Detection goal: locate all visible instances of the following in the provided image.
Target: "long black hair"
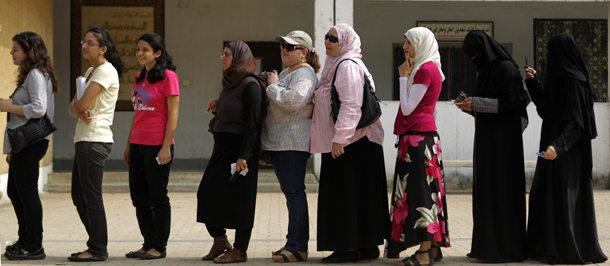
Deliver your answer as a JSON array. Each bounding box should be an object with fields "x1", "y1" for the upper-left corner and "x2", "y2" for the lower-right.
[
  {"x1": 85, "y1": 26, "x2": 127, "y2": 78},
  {"x1": 135, "y1": 33, "x2": 177, "y2": 84},
  {"x1": 13, "y1": 31, "x2": 60, "y2": 93}
]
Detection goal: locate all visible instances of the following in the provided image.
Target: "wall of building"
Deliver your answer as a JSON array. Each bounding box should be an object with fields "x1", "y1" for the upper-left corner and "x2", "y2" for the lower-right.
[
  {"x1": 50, "y1": 0, "x2": 610, "y2": 188},
  {"x1": 0, "y1": 0, "x2": 54, "y2": 204},
  {"x1": 355, "y1": 1, "x2": 608, "y2": 101},
  {"x1": 52, "y1": 0, "x2": 315, "y2": 170},
  {"x1": 348, "y1": 1, "x2": 610, "y2": 188}
]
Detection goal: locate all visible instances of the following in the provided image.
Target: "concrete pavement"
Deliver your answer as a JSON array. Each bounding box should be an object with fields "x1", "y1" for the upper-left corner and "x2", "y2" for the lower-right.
[{"x1": 1, "y1": 191, "x2": 610, "y2": 266}]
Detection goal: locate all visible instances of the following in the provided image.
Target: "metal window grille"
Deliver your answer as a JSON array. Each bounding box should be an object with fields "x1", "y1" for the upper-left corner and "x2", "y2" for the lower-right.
[{"x1": 534, "y1": 19, "x2": 608, "y2": 102}]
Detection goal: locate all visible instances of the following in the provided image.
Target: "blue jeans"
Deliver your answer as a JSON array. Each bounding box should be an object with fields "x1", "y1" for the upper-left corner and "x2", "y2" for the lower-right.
[
  {"x1": 71, "y1": 141, "x2": 112, "y2": 258},
  {"x1": 272, "y1": 150, "x2": 310, "y2": 252}
]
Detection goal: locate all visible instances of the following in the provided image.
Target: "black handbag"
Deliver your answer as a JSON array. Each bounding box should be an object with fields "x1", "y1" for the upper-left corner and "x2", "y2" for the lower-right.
[
  {"x1": 5, "y1": 83, "x2": 56, "y2": 154},
  {"x1": 330, "y1": 59, "x2": 382, "y2": 129}
]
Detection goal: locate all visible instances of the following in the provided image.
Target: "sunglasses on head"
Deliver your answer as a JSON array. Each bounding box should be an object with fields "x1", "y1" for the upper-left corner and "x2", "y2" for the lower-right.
[
  {"x1": 280, "y1": 42, "x2": 304, "y2": 52},
  {"x1": 325, "y1": 34, "x2": 339, "y2": 43}
]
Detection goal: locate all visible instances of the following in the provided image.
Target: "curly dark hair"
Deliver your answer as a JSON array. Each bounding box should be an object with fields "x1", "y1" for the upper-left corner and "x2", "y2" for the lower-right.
[{"x1": 12, "y1": 32, "x2": 60, "y2": 94}]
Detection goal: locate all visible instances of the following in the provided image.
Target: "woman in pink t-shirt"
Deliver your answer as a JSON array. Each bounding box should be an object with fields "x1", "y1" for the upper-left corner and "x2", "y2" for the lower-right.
[
  {"x1": 386, "y1": 27, "x2": 449, "y2": 266},
  {"x1": 122, "y1": 33, "x2": 180, "y2": 260}
]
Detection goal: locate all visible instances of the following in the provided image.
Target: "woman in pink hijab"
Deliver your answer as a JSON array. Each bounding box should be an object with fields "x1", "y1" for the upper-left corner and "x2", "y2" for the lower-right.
[{"x1": 310, "y1": 23, "x2": 389, "y2": 263}]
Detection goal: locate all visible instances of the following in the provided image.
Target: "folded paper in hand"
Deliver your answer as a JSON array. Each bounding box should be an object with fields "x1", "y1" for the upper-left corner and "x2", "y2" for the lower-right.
[{"x1": 230, "y1": 163, "x2": 249, "y2": 176}]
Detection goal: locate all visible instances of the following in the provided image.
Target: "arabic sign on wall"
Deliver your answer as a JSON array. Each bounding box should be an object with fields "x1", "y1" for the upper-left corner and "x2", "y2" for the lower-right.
[
  {"x1": 82, "y1": 7, "x2": 154, "y2": 102},
  {"x1": 70, "y1": 0, "x2": 164, "y2": 111},
  {"x1": 417, "y1": 22, "x2": 494, "y2": 41}
]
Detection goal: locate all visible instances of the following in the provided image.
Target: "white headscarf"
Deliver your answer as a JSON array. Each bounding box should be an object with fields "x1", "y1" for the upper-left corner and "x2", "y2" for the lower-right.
[{"x1": 404, "y1": 27, "x2": 445, "y2": 94}]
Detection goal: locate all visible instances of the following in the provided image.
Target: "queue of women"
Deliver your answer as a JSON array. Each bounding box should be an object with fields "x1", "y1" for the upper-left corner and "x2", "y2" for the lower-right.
[{"x1": 2, "y1": 23, "x2": 607, "y2": 265}]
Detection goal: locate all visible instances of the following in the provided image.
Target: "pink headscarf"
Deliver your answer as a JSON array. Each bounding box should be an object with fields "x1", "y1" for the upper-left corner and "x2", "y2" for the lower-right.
[{"x1": 318, "y1": 23, "x2": 363, "y2": 87}]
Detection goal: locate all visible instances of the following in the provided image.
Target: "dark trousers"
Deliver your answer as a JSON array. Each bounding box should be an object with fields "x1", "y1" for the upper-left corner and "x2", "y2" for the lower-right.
[
  {"x1": 128, "y1": 144, "x2": 173, "y2": 253},
  {"x1": 206, "y1": 225, "x2": 253, "y2": 251},
  {"x1": 71, "y1": 141, "x2": 112, "y2": 258},
  {"x1": 7, "y1": 139, "x2": 49, "y2": 250},
  {"x1": 272, "y1": 150, "x2": 310, "y2": 252}
]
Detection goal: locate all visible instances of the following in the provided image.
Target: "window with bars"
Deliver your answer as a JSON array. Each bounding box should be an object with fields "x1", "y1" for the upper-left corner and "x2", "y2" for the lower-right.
[{"x1": 534, "y1": 19, "x2": 608, "y2": 102}]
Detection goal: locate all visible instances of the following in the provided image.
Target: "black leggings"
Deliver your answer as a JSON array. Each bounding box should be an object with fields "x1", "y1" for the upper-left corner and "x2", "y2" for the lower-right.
[{"x1": 206, "y1": 224, "x2": 252, "y2": 251}]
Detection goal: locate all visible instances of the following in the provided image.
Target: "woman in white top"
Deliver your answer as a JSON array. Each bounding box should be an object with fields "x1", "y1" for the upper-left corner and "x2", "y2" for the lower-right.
[
  {"x1": 263, "y1": 30, "x2": 319, "y2": 263},
  {"x1": 2, "y1": 31, "x2": 59, "y2": 261},
  {"x1": 67, "y1": 26, "x2": 126, "y2": 262}
]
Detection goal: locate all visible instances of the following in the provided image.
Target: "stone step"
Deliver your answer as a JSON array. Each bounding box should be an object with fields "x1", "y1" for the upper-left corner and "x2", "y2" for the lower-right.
[
  {"x1": 48, "y1": 170, "x2": 318, "y2": 184},
  {"x1": 45, "y1": 169, "x2": 319, "y2": 193},
  {"x1": 45, "y1": 182, "x2": 320, "y2": 193}
]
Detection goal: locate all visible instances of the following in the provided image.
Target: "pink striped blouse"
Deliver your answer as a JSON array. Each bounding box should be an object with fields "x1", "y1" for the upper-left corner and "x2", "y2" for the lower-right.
[{"x1": 310, "y1": 58, "x2": 384, "y2": 154}]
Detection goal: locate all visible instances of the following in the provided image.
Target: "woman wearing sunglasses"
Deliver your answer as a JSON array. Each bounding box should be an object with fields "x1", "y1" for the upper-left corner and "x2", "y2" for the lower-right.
[
  {"x1": 311, "y1": 23, "x2": 389, "y2": 263},
  {"x1": 262, "y1": 30, "x2": 320, "y2": 263}
]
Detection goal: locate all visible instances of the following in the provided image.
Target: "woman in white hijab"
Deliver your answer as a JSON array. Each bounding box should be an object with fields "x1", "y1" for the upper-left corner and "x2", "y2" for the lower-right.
[{"x1": 386, "y1": 27, "x2": 450, "y2": 266}]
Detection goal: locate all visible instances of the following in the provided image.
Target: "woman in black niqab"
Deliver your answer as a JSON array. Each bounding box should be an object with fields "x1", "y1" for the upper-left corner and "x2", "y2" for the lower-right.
[
  {"x1": 455, "y1": 30, "x2": 528, "y2": 263},
  {"x1": 524, "y1": 33, "x2": 606, "y2": 265}
]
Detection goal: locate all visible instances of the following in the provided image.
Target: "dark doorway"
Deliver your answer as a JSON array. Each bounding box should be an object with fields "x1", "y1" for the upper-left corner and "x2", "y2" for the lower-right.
[{"x1": 224, "y1": 41, "x2": 283, "y2": 73}]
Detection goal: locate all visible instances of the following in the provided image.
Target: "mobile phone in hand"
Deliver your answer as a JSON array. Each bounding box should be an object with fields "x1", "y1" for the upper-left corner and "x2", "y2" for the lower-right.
[
  {"x1": 230, "y1": 171, "x2": 240, "y2": 183},
  {"x1": 459, "y1": 91, "x2": 467, "y2": 100},
  {"x1": 525, "y1": 56, "x2": 529, "y2": 68}
]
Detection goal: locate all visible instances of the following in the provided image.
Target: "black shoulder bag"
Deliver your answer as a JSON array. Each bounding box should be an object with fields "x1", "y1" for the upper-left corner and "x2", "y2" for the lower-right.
[
  {"x1": 330, "y1": 59, "x2": 382, "y2": 129},
  {"x1": 6, "y1": 83, "x2": 56, "y2": 154}
]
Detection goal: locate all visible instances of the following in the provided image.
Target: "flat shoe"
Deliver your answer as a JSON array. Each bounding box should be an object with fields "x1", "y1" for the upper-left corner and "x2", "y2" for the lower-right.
[
  {"x1": 70, "y1": 249, "x2": 89, "y2": 257},
  {"x1": 139, "y1": 250, "x2": 167, "y2": 260},
  {"x1": 5, "y1": 241, "x2": 23, "y2": 253},
  {"x1": 4, "y1": 247, "x2": 46, "y2": 260},
  {"x1": 359, "y1": 247, "x2": 380, "y2": 260},
  {"x1": 321, "y1": 250, "x2": 360, "y2": 263},
  {"x1": 125, "y1": 250, "x2": 145, "y2": 258},
  {"x1": 67, "y1": 255, "x2": 105, "y2": 262}
]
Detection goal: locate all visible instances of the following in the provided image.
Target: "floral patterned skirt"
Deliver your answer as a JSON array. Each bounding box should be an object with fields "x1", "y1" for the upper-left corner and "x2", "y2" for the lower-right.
[{"x1": 385, "y1": 131, "x2": 450, "y2": 257}]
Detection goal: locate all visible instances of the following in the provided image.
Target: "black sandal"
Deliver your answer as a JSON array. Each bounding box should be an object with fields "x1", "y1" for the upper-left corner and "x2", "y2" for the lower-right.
[
  {"x1": 271, "y1": 247, "x2": 286, "y2": 256},
  {"x1": 273, "y1": 249, "x2": 307, "y2": 262},
  {"x1": 398, "y1": 248, "x2": 435, "y2": 266}
]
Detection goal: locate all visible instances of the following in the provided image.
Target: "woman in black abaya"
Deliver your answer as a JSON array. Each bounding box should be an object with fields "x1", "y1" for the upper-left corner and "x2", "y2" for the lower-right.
[
  {"x1": 455, "y1": 30, "x2": 528, "y2": 263},
  {"x1": 524, "y1": 33, "x2": 607, "y2": 265}
]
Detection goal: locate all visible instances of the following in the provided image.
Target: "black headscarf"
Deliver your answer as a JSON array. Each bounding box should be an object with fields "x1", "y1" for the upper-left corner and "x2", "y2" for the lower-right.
[
  {"x1": 463, "y1": 30, "x2": 518, "y2": 72},
  {"x1": 462, "y1": 30, "x2": 530, "y2": 131},
  {"x1": 539, "y1": 33, "x2": 597, "y2": 139}
]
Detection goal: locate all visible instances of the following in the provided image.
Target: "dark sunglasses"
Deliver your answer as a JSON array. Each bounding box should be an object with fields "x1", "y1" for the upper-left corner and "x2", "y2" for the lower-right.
[
  {"x1": 280, "y1": 42, "x2": 304, "y2": 52},
  {"x1": 325, "y1": 34, "x2": 339, "y2": 43}
]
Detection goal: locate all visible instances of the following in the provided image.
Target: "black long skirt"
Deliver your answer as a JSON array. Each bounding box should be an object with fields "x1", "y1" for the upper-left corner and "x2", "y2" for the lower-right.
[
  {"x1": 317, "y1": 136, "x2": 389, "y2": 251},
  {"x1": 196, "y1": 132, "x2": 259, "y2": 229}
]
